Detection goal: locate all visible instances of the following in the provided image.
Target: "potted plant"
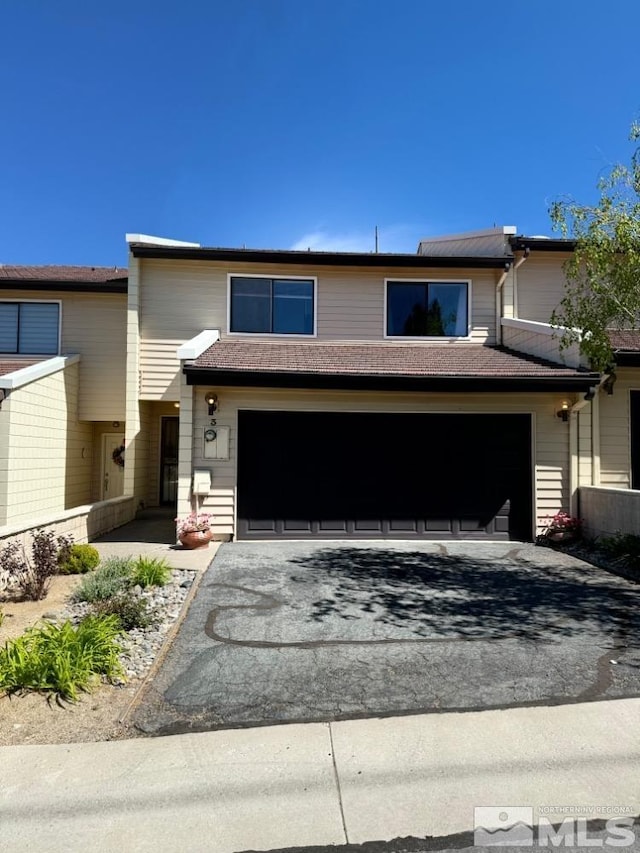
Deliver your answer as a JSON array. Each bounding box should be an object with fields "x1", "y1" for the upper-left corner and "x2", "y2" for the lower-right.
[
  {"x1": 542, "y1": 511, "x2": 582, "y2": 543},
  {"x1": 175, "y1": 512, "x2": 214, "y2": 549}
]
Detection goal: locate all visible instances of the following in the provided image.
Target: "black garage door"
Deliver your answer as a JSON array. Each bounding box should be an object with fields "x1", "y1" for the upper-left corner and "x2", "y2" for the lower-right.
[{"x1": 237, "y1": 411, "x2": 532, "y2": 541}]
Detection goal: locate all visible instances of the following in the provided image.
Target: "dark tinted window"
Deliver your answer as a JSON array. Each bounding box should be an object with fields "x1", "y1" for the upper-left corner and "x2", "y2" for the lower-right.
[
  {"x1": 387, "y1": 282, "x2": 468, "y2": 337},
  {"x1": 230, "y1": 278, "x2": 314, "y2": 334},
  {"x1": 0, "y1": 302, "x2": 59, "y2": 354}
]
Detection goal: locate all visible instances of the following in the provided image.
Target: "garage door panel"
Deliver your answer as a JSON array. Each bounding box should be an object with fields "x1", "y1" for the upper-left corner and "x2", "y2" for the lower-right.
[{"x1": 237, "y1": 411, "x2": 532, "y2": 540}]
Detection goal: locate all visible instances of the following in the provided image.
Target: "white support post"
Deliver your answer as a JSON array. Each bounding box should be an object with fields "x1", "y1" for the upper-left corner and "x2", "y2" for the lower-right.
[
  {"x1": 569, "y1": 411, "x2": 579, "y2": 517},
  {"x1": 591, "y1": 390, "x2": 601, "y2": 487},
  {"x1": 176, "y1": 371, "x2": 194, "y2": 529},
  {"x1": 124, "y1": 255, "x2": 141, "y2": 502}
]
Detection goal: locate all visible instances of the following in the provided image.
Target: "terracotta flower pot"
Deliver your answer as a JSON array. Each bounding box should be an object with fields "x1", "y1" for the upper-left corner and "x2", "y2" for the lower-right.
[
  {"x1": 178, "y1": 528, "x2": 214, "y2": 549},
  {"x1": 548, "y1": 530, "x2": 576, "y2": 543}
]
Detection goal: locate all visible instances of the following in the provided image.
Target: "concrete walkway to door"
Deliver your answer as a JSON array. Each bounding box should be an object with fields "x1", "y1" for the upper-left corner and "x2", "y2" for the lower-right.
[{"x1": 93, "y1": 509, "x2": 219, "y2": 572}]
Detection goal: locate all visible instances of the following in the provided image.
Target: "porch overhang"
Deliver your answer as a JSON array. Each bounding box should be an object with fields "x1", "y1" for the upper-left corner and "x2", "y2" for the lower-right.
[
  {"x1": 183, "y1": 341, "x2": 601, "y2": 393},
  {"x1": 184, "y1": 367, "x2": 600, "y2": 394}
]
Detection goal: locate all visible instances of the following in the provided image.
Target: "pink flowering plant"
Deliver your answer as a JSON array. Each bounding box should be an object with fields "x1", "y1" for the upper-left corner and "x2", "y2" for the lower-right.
[
  {"x1": 175, "y1": 512, "x2": 213, "y2": 536},
  {"x1": 543, "y1": 511, "x2": 582, "y2": 534}
]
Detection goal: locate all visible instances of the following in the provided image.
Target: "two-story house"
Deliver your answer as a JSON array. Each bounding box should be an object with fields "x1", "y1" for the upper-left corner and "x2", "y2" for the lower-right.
[
  {"x1": 2, "y1": 226, "x2": 637, "y2": 549},
  {"x1": 123, "y1": 228, "x2": 603, "y2": 543}
]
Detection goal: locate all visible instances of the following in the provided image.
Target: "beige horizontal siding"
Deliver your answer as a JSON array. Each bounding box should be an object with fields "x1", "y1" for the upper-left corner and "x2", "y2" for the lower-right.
[
  {"x1": 0, "y1": 289, "x2": 127, "y2": 421},
  {"x1": 501, "y1": 322, "x2": 582, "y2": 367},
  {"x1": 187, "y1": 386, "x2": 570, "y2": 539},
  {"x1": 2, "y1": 361, "x2": 93, "y2": 526},
  {"x1": 515, "y1": 253, "x2": 572, "y2": 323},
  {"x1": 0, "y1": 394, "x2": 11, "y2": 525},
  {"x1": 599, "y1": 368, "x2": 640, "y2": 488},
  {"x1": 132, "y1": 401, "x2": 152, "y2": 509},
  {"x1": 138, "y1": 259, "x2": 499, "y2": 399}
]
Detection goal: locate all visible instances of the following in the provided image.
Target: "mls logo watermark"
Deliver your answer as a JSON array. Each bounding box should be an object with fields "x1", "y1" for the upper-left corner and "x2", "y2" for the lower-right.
[
  {"x1": 474, "y1": 808, "x2": 534, "y2": 846},
  {"x1": 474, "y1": 806, "x2": 636, "y2": 847}
]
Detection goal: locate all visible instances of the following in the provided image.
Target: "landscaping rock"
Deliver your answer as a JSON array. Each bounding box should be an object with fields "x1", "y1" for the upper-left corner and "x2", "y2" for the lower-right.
[{"x1": 58, "y1": 568, "x2": 197, "y2": 682}]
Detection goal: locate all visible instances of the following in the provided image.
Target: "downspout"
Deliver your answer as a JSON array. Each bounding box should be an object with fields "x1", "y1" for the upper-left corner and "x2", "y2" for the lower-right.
[
  {"x1": 495, "y1": 262, "x2": 511, "y2": 345},
  {"x1": 511, "y1": 247, "x2": 530, "y2": 320},
  {"x1": 496, "y1": 248, "x2": 529, "y2": 345}
]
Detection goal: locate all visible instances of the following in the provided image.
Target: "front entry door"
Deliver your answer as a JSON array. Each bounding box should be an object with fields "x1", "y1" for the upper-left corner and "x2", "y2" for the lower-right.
[
  {"x1": 160, "y1": 417, "x2": 179, "y2": 505},
  {"x1": 102, "y1": 433, "x2": 125, "y2": 500}
]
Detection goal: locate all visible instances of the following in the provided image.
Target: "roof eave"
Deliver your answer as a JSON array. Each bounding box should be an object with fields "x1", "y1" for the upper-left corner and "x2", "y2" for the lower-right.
[
  {"x1": 509, "y1": 237, "x2": 576, "y2": 252},
  {"x1": 614, "y1": 352, "x2": 640, "y2": 367},
  {"x1": 131, "y1": 244, "x2": 512, "y2": 269},
  {"x1": 183, "y1": 365, "x2": 600, "y2": 393},
  {"x1": 0, "y1": 279, "x2": 128, "y2": 293}
]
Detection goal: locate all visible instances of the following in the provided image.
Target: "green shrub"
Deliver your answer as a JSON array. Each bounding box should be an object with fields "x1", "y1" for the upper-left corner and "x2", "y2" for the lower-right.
[
  {"x1": 599, "y1": 533, "x2": 640, "y2": 566},
  {"x1": 0, "y1": 616, "x2": 123, "y2": 701},
  {"x1": 90, "y1": 594, "x2": 154, "y2": 631},
  {"x1": 131, "y1": 556, "x2": 170, "y2": 588},
  {"x1": 71, "y1": 557, "x2": 133, "y2": 603},
  {"x1": 58, "y1": 543, "x2": 100, "y2": 575}
]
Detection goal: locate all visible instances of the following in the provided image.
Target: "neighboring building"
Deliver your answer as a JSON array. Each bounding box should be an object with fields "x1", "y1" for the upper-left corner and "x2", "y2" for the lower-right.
[
  {"x1": 0, "y1": 265, "x2": 127, "y2": 532},
  {"x1": 1, "y1": 227, "x2": 637, "y2": 544}
]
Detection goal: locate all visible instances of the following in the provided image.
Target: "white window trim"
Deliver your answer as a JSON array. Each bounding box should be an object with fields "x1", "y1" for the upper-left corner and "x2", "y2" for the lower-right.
[
  {"x1": 226, "y1": 273, "x2": 318, "y2": 338},
  {"x1": 383, "y1": 278, "x2": 472, "y2": 341},
  {"x1": 0, "y1": 298, "x2": 62, "y2": 356}
]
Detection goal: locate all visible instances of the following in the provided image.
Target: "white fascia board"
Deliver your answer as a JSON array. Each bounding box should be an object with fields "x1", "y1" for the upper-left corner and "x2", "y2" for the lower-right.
[
  {"x1": 419, "y1": 226, "x2": 517, "y2": 244},
  {"x1": 501, "y1": 317, "x2": 581, "y2": 337},
  {"x1": 177, "y1": 329, "x2": 220, "y2": 361},
  {"x1": 501, "y1": 317, "x2": 558, "y2": 336},
  {"x1": 0, "y1": 353, "x2": 80, "y2": 390},
  {"x1": 125, "y1": 233, "x2": 201, "y2": 247}
]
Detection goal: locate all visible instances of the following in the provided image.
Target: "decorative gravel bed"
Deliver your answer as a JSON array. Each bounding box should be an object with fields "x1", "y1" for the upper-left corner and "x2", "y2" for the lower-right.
[{"x1": 59, "y1": 568, "x2": 197, "y2": 681}]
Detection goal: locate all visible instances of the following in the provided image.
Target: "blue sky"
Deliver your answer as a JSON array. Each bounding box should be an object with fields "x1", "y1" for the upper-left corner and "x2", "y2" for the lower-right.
[{"x1": 2, "y1": 1, "x2": 639, "y2": 266}]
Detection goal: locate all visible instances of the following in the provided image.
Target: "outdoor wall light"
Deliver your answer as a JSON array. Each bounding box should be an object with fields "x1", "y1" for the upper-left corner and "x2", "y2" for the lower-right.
[
  {"x1": 174, "y1": 402, "x2": 180, "y2": 409},
  {"x1": 205, "y1": 392, "x2": 218, "y2": 416},
  {"x1": 557, "y1": 401, "x2": 570, "y2": 422}
]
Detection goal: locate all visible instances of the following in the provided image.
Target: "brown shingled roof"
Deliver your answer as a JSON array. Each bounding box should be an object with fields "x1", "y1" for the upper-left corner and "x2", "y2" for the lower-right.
[
  {"x1": 0, "y1": 265, "x2": 127, "y2": 283},
  {"x1": 609, "y1": 330, "x2": 640, "y2": 352},
  {"x1": 0, "y1": 359, "x2": 41, "y2": 377},
  {"x1": 189, "y1": 341, "x2": 593, "y2": 379}
]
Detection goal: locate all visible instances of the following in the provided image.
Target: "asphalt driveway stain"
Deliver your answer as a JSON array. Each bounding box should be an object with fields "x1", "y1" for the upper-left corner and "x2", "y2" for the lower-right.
[{"x1": 204, "y1": 582, "x2": 524, "y2": 647}]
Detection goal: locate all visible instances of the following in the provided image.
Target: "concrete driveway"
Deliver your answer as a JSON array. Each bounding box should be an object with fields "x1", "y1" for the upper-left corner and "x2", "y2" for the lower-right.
[{"x1": 133, "y1": 541, "x2": 640, "y2": 735}]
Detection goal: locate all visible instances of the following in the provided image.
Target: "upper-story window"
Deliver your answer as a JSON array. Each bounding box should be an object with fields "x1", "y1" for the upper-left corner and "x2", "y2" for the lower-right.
[
  {"x1": 229, "y1": 276, "x2": 315, "y2": 335},
  {"x1": 0, "y1": 301, "x2": 60, "y2": 354},
  {"x1": 386, "y1": 280, "x2": 469, "y2": 337}
]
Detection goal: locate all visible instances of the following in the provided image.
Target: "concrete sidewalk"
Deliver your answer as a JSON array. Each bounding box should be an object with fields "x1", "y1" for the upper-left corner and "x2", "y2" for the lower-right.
[{"x1": 2, "y1": 698, "x2": 639, "y2": 853}]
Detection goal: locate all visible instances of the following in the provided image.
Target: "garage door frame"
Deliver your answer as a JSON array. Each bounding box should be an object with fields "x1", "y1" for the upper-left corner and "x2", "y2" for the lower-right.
[{"x1": 236, "y1": 408, "x2": 536, "y2": 541}]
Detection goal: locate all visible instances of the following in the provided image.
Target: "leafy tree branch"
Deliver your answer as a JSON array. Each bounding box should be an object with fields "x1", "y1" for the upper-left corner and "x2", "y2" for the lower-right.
[{"x1": 549, "y1": 122, "x2": 640, "y2": 371}]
